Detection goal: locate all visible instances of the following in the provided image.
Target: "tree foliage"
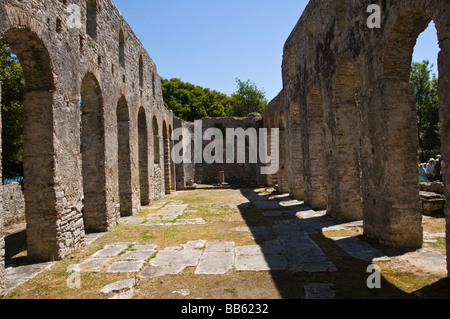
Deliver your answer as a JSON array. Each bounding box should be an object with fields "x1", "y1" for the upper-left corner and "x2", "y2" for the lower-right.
[
  {"x1": 161, "y1": 78, "x2": 267, "y2": 122},
  {"x1": 228, "y1": 79, "x2": 267, "y2": 118},
  {"x1": 161, "y1": 78, "x2": 230, "y2": 122},
  {"x1": 411, "y1": 60, "x2": 439, "y2": 162},
  {"x1": 0, "y1": 38, "x2": 25, "y2": 179}
]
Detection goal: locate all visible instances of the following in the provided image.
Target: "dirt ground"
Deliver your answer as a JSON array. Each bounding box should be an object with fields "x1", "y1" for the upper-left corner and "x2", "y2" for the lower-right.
[{"x1": 2, "y1": 187, "x2": 449, "y2": 299}]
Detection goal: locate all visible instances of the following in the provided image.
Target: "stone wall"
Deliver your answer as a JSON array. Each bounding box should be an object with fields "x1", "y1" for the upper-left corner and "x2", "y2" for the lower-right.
[
  {"x1": 0, "y1": 0, "x2": 174, "y2": 272},
  {"x1": 2, "y1": 183, "x2": 25, "y2": 228},
  {"x1": 194, "y1": 115, "x2": 265, "y2": 187},
  {"x1": 267, "y1": 0, "x2": 450, "y2": 276}
]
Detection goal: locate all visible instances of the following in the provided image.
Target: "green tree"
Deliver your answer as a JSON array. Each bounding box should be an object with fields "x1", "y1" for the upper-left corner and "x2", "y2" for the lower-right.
[
  {"x1": 161, "y1": 78, "x2": 230, "y2": 122},
  {"x1": 0, "y1": 38, "x2": 25, "y2": 179},
  {"x1": 228, "y1": 79, "x2": 267, "y2": 117},
  {"x1": 411, "y1": 60, "x2": 439, "y2": 162}
]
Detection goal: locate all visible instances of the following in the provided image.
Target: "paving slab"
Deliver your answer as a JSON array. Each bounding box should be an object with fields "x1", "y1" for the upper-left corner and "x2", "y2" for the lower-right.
[
  {"x1": 173, "y1": 218, "x2": 206, "y2": 225},
  {"x1": 195, "y1": 251, "x2": 234, "y2": 275},
  {"x1": 235, "y1": 254, "x2": 288, "y2": 271},
  {"x1": 331, "y1": 236, "x2": 388, "y2": 261},
  {"x1": 150, "y1": 247, "x2": 203, "y2": 268},
  {"x1": 182, "y1": 240, "x2": 207, "y2": 249},
  {"x1": 107, "y1": 261, "x2": 145, "y2": 273},
  {"x1": 205, "y1": 242, "x2": 235, "y2": 253},
  {"x1": 80, "y1": 258, "x2": 111, "y2": 272},
  {"x1": 101, "y1": 279, "x2": 136, "y2": 294},
  {"x1": 92, "y1": 245, "x2": 129, "y2": 258},
  {"x1": 323, "y1": 221, "x2": 363, "y2": 232},
  {"x1": 138, "y1": 265, "x2": 185, "y2": 278},
  {"x1": 280, "y1": 233, "x2": 337, "y2": 273},
  {"x1": 296, "y1": 210, "x2": 327, "y2": 219},
  {"x1": 6, "y1": 262, "x2": 55, "y2": 280},
  {"x1": 253, "y1": 200, "x2": 286, "y2": 210},
  {"x1": 133, "y1": 244, "x2": 158, "y2": 251},
  {"x1": 121, "y1": 250, "x2": 155, "y2": 261},
  {"x1": 235, "y1": 245, "x2": 285, "y2": 256}
]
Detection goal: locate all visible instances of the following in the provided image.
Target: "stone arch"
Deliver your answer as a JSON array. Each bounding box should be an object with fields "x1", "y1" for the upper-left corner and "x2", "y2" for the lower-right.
[
  {"x1": 2, "y1": 28, "x2": 59, "y2": 261},
  {"x1": 138, "y1": 107, "x2": 149, "y2": 205},
  {"x1": 163, "y1": 120, "x2": 171, "y2": 194},
  {"x1": 328, "y1": 60, "x2": 363, "y2": 221},
  {"x1": 80, "y1": 72, "x2": 108, "y2": 231},
  {"x1": 305, "y1": 86, "x2": 327, "y2": 210},
  {"x1": 363, "y1": 7, "x2": 445, "y2": 249},
  {"x1": 117, "y1": 95, "x2": 132, "y2": 216}
]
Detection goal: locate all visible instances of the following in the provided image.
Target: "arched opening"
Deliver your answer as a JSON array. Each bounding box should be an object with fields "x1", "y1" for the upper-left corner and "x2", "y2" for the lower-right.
[
  {"x1": 80, "y1": 73, "x2": 107, "y2": 231},
  {"x1": 329, "y1": 61, "x2": 362, "y2": 221},
  {"x1": 163, "y1": 121, "x2": 171, "y2": 194},
  {"x1": 278, "y1": 112, "x2": 289, "y2": 193},
  {"x1": 169, "y1": 125, "x2": 176, "y2": 191},
  {"x1": 305, "y1": 87, "x2": 327, "y2": 210},
  {"x1": 265, "y1": 116, "x2": 274, "y2": 187},
  {"x1": 86, "y1": 0, "x2": 98, "y2": 40},
  {"x1": 139, "y1": 54, "x2": 144, "y2": 89},
  {"x1": 119, "y1": 29, "x2": 125, "y2": 69},
  {"x1": 288, "y1": 98, "x2": 304, "y2": 200},
  {"x1": 1, "y1": 28, "x2": 57, "y2": 261},
  {"x1": 152, "y1": 116, "x2": 160, "y2": 164},
  {"x1": 367, "y1": 9, "x2": 444, "y2": 250},
  {"x1": 117, "y1": 96, "x2": 132, "y2": 217},
  {"x1": 138, "y1": 107, "x2": 149, "y2": 205}
]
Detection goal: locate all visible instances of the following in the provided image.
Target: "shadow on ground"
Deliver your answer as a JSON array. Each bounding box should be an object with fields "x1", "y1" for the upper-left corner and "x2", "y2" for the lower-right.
[{"x1": 237, "y1": 188, "x2": 450, "y2": 299}]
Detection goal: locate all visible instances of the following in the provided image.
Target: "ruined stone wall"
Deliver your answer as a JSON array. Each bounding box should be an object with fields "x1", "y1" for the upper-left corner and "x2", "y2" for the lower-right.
[
  {"x1": 195, "y1": 116, "x2": 265, "y2": 187},
  {"x1": 0, "y1": 0, "x2": 173, "y2": 280},
  {"x1": 269, "y1": 0, "x2": 450, "y2": 276},
  {"x1": 0, "y1": 82, "x2": 4, "y2": 297},
  {"x1": 2, "y1": 183, "x2": 25, "y2": 228},
  {"x1": 173, "y1": 117, "x2": 196, "y2": 190}
]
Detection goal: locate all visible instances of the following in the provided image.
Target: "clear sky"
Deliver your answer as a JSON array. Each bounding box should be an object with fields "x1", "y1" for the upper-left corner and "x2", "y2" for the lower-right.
[{"x1": 113, "y1": 1, "x2": 440, "y2": 101}]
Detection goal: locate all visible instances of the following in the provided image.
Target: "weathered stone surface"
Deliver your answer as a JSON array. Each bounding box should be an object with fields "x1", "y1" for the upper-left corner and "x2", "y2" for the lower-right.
[
  {"x1": 101, "y1": 279, "x2": 136, "y2": 299},
  {"x1": 304, "y1": 283, "x2": 336, "y2": 299},
  {"x1": 80, "y1": 258, "x2": 111, "y2": 272},
  {"x1": 5, "y1": 262, "x2": 55, "y2": 280},
  {"x1": 331, "y1": 237, "x2": 388, "y2": 262},
  {"x1": 92, "y1": 244, "x2": 129, "y2": 258},
  {"x1": 2, "y1": 183, "x2": 25, "y2": 228},
  {"x1": 195, "y1": 252, "x2": 234, "y2": 275},
  {"x1": 107, "y1": 261, "x2": 145, "y2": 273}
]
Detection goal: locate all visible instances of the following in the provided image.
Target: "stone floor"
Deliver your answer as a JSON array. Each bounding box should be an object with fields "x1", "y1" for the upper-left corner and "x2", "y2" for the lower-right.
[{"x1": 2, "y1": 188, "x2": 448, "y2": 299}]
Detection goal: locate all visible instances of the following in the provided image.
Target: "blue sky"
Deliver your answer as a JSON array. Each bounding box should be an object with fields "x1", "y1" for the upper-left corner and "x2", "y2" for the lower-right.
[{"x1": 113, "y1": 1, "x2": 440, "y2": 101}]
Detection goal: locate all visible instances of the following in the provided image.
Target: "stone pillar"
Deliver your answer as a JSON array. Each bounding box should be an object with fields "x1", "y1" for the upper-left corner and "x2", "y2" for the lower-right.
[
  {"x1": 437, "y1": 37, "x2": 450, "y2": 277},
  {"x1": 0, "y1": 82, "x2": 5, "y2": 297},
  {"x1": 304, "y1": 88, "x2": 327, "y2": 210},
  {"x1": 288, "y1": 100, "x2": 304, "y2": 200},
  {"x1": 219, "y1": 171, "x2": 225, "y2": 185},
  {"x1": 361, "y1": 78, "x2": 422, "y2": 248}
]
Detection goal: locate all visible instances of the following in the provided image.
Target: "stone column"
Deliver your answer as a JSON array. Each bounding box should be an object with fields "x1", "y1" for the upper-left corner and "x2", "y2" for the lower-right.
[
  {"x1": 361, "y1": 78, "x2": 422, "y2": 248},
  {"x1": 0, "y1": 82, "x2": 5, "y2": 297},
  {"x1": 437, "y1": 37, "x2": 450, "y2": 277}
]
